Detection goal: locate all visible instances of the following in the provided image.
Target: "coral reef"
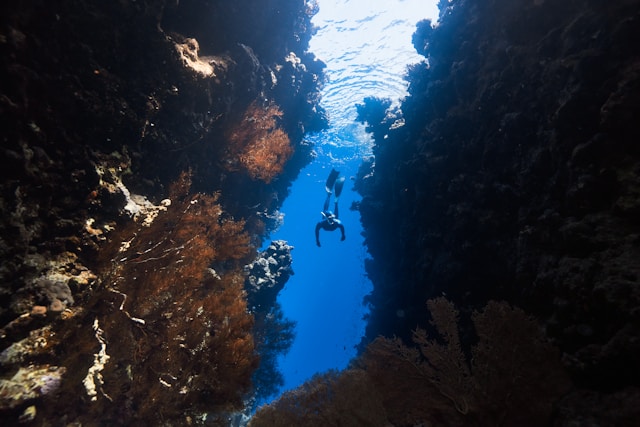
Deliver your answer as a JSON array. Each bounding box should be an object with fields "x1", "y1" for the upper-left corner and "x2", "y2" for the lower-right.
[
  {"x1": 245, "y1": 240, "x2": 294, "y2": 311},
  {"x1": 249, "y1": 303, "x2": 296, "y2": 404},
  {"x1": 1, "y1": 0, "x2": 324, "y2": 424},
  {"x1": 226, "y1": 101, "x2": 294, "y2": 184},
  {"x1": 362, "y1": 299, "x2": 570, "y2": 426},
  {"x1": 250, "y1": 369, "x2": 387, "y2": 427},
  {"x1": 6, "y1": 0, "x2": 638, "y2": 423},
  {"x1": 0, "y1": 365, "x2": 65, "y2": 410},
  {"x1": 354, "y1": 0, "x2": 640, "y2": 424},
  {"x1": 2, "y1": 171, "x2": 265, "y2": 424},
  {"x1": 0, "y1": 326, "x2": 56, "y2": 366},
  {"x1": 250, "y1": 299, "x2": 570, "y2": 426},
  {"x1": 244, "y1": 241, "x2": 296, "y2": 403}
]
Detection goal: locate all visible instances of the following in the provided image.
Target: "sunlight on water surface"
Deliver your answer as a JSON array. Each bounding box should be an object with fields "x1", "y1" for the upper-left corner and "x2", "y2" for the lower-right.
[{"x1": 309, "y1": 0, "x2": 439, "y2": 151}]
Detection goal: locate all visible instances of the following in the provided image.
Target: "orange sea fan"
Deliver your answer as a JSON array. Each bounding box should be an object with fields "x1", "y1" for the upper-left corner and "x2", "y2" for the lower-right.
[
  {"x1": 77, "y1": 171, "x2": 258, "y2": 422},
  {"x1": 227, "y1": 100, "x2": 293, "y2": 183}
]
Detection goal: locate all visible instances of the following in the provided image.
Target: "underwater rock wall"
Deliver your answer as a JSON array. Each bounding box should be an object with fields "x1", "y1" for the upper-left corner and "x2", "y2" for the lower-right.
[
  {"x1": 1, "y1": 0, "x2": 323, "y2": 424},
  {"x1": 356, "y1": 0, "x2": 640, "y2": 422},
  {"x1": 245, "y1": 240, "x2": 294, "y2": 312}
]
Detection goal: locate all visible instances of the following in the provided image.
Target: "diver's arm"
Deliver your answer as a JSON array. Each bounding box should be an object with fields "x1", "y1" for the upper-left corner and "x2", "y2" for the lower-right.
[
  {"x1": 315, "y1": 222, "x2": 322, "y2": 247},
  {"x1": 338, "y1": 224, "x2": 345, "y2": 241}
]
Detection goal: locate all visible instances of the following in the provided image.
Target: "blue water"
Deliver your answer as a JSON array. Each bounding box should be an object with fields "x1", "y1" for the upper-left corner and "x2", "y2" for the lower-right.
[{"x1": 263, "y1": 0, "x2": 439, "y2": 402}]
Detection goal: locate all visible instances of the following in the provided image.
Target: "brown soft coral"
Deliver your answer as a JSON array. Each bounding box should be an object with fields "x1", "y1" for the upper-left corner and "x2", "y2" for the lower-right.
[
  {"x1": 50, "y1": 172, "x2": 258, "y2": 424},
  {"x1": 226, "y1": 100, "x2": 293, "y2": 183}
]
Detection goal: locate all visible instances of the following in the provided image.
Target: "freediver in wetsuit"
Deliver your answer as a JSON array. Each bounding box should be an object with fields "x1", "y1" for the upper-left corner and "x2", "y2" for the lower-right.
[{"x1": 315, "y1": 168, "x2": 346, "y2": 247}]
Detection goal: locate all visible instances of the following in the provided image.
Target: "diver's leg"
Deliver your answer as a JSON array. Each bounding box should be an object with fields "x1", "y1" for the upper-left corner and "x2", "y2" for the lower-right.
[
  {"x1": 323, "y1": 193, "x2": 331, "y2": 211},
  {"x1": 334, "y1": 201, "x2": 339, "y2": 218}
]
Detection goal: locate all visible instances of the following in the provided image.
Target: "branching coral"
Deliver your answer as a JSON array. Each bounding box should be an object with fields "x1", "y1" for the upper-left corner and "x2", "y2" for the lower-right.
[
  {"x1": 250, "y1": 369, "x2": 388, "y2": 427},
  {"x1": 226, "y1": 100, "x2": 293, "y2": 183},
  {"x1": 251, "y1": 298, "x2": 571, "y2": 427},
  {"x1": 108, "y1": 172, "x2": 256, "y2": 407},
  {"x1": 363, "y1": 298, "x2": 571, "y2": 426},
  {"x1": 55, "y1": 171, "x2": 258, "y2": 424},
  {"x1": 409, "y1": 298, "x2": 474, "y2": 415}
]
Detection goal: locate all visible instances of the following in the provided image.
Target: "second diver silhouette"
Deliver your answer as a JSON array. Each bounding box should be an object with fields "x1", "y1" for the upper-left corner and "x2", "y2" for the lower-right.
[{"x1": 315, "y1": 168, "x2": 346, "y2": 247}]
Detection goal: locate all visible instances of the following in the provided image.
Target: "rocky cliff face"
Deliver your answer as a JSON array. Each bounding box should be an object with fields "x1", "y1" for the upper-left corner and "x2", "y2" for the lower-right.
[
  {"x1": 245, "y1": 240, "x2": 294, "y2": 312},
  {"x1": 356, "y1": 0, "x2": 640, "y2": 423},
  {"x1": 1, "y1": 0, "x2": 324, "y2": 424}
]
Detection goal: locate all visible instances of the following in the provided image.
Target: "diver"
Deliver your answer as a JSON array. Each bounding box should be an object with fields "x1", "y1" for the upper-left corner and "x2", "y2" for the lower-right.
[{"x1": 315, "y1": 168, "x2": 346, "y2": 247}]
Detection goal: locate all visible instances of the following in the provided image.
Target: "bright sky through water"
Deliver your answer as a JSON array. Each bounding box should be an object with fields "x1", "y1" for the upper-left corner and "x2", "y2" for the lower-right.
[
  {"x1": 265, "y1": 0, "x2": 439, "y2": 403},
  {"x1": 310, "y1": 0, "x2": 439, "y2": 140}
]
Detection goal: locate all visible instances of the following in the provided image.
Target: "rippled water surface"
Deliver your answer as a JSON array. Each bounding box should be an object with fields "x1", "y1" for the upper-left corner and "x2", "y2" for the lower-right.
[
  {"x1": 310, "y1": 0, "x2": 438, "y2": 150},
  {"x1": 263, "y1": 0, "x2": 438, "y2": 405}
]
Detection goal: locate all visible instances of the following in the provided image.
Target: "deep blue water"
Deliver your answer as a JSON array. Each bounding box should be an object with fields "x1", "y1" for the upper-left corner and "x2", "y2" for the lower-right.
[{"x1": 263, "y1": 0, "x2": 438, "y2": 403}]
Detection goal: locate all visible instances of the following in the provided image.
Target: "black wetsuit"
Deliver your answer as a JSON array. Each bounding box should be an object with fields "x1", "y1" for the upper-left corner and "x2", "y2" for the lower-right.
[{"x1": 315, "y1": 193, "x2": 345, "y2": 247}]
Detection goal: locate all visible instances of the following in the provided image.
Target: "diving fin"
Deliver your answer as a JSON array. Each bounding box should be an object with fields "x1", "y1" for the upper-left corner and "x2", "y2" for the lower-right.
[
  {"x1": 325, "y1": 168, "x2": 340, "y2": 193},
  {"x1": 334, "y1": 176, "x2": 346, "y2": 199}
]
